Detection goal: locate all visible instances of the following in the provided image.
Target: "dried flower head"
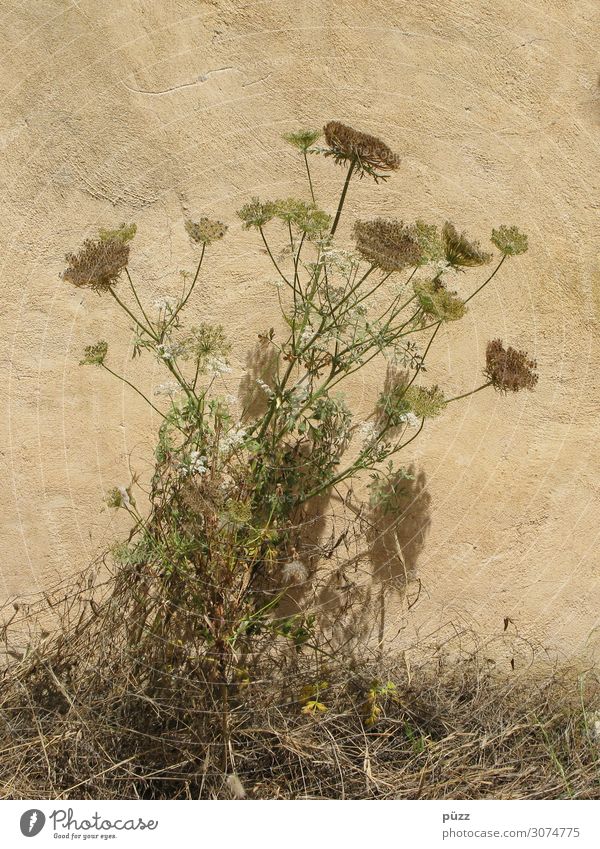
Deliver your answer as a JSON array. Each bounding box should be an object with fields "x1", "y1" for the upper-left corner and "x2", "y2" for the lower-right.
[
  {"x1": 413, "y1": 280, "x2": 467, "y2": 322},
  {"x1": 225, "y1": 773, "x2": 246, "y2": 800},
  {"x1": 283, "y1": 128, "x2": 321, "y2": 152},
  {"x1": 491, "y1": 225, "x2": 529, "y2": 257},
  {"x1": 485, "y1": 339, "x2": 538, "y2": 393},
  {"x1": 281, "y1": 559, "x2": 309, "y2": 585},
  {"x1": 354, "y1": 218, "x2": 422, "y2": 272},
  {"x1": 442, "y1": 222, "x2": 492, "y2": 268},
  {"x1": 322, "y1": 121, "x2": 401, "y2": 181},
  {"x1": 80, "y1": 340, "x2": 108, "y2": 366},
  {"x1": 63, "y1": 236, "x2": 130, "y2": 292},
  {"x1": 185, "y1": 217, "x2": 227, "y2": 245},
  {"x1": 237, "y1": 197, "x2": 277, "y2": 229}
]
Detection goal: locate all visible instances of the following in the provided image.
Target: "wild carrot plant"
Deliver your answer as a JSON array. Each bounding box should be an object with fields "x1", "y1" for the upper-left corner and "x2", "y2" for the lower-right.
[{"x1": 62, "y1": 121, "x2": 537, "y2": 775}]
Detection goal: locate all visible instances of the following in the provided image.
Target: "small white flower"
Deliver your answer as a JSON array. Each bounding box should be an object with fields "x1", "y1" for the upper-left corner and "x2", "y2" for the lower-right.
[
  {"x1": 157, "y1": 341, "x2": 186, "y2": 361},
  {"x1": 256, "y1": 378, "x2": 275, "y2": 399},
  {"x1": 281, "y1": 559, "x2": 308, "y2": 585},
  {"x1": 153, "y1": 380, "x2": 182, "y2": 397},
  {"x1": 153, "y1": 296, "x2": 178, "y2": 313},
  {"x1": 179, "y1": 450, "x2": 208, "y2": 476},
  {"x1": 220, "y1": 426, "x2": 247, "y2": 454},
  {"x1": 358, "y1": 421, "x2": 377, "y2": 445},
  {"x1": 225, "y1": 393, "x2": 237, "y2": 405},
  {"x1": 117, "y1": 485, "x2": 131, "y2": 508},
  {"x1": 299, "y1": 324, "x2": 315, "y2": 347},
  {"x1": 431, "y1": 259, "x2": 453, "y2": 277},
  {"x1": 207, "y1": 356, "x2": 232, "y2": 376},
  {"x1": 400, "y1": 412, "x2": 421, "y2": 428}
]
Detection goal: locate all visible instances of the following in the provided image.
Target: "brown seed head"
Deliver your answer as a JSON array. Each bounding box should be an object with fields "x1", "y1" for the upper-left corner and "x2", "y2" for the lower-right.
[
  {"x1": 442, "y1": 222, "x2": 492, "y2": 268},
  {"x1": 485, "y1": 339, "x2": 538, "y2": 393},
  {"x1": 62, "y1": 237, "x2": 129, "y2": 292},
  {"x1": 185, "y1": 217, "x2": 227, "y2": 245},
  {"x1": 354, "y1": 218, "x2": 422, "y2": 272},
  {"x1": 323, "y1": 121, "x2": 400, "y2": 179}
]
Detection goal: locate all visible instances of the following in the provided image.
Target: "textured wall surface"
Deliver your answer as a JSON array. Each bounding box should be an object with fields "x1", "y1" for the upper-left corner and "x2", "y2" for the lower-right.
[{"x1": 1, "y1": 0, "x2": 599, "y2": 658}]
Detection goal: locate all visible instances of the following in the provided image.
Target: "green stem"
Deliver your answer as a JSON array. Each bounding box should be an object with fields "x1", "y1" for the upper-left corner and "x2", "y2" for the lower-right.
[
  {"x1": 126, "y1": 270, "x2": 155, "y2": 336},
  {"x1": 164, "y1": 245, "x2": 205, "y2": 334},
  {"x1": 303, "y1": 151, "x2": 316, "y2": 203},
  {"x1": 259, "y1": 226, "x2": 294, "y2": 290},
  {"x1": 330, "y1": 161, "x2": 355, "y2": 237},
  {"x1": 464, "y1": 255, "x2": 506, "y2": 304},
  {"x1": 108, "y1": 287, "x2": 157, "y2": 341},
  {"x1": 445, "y1": 381, "x2": 493, "y2": 404},
  {"x1": 101, "y1": 364, "x2": 168, "y2": 420}
]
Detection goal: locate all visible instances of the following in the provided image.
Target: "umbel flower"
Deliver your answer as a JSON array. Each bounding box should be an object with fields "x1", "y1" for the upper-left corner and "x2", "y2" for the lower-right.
[
  {"x1": 404, "y1": 384, "x2": 446, "y2": 418},
  {"x1": 185, "y1": 217, "x2": 228, "y2": 245},
  {"x1": 273, "y1": 198, "x2": 331, "y2": 237},
  {"x1": 413, "y1": 280, "x2": 467, "y2": 322},
  {"x1": 62, "y1": 236, "x2": 130, "y2": 292},
  {"x1": 283, "y1": 128, "x2": 321, "y2": 152},
  {"x1": 485, "y1": 339, "x2": 538, "y2": 393},
  {"x1": 491, "y1": 225, "x2": 529, "y2": 257},
  {"x1": 237, "y1": 197, "x2": 277, "y2": 229},
  {"x1": 322, "y1": 121, "x2": 401, "y2": 181},
  {"x1": 354, "y1": 218, "x2": 422, "y2": 272},
  {"x1": 442, "y1": 222, "x2": 491, "y2": 268},
  {"x1": 80, "y1": 340, "x2": 108, "y2": 366}
]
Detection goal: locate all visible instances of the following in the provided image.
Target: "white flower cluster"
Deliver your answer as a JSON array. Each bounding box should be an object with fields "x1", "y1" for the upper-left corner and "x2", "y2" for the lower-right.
[
  {"x1": 319, "y1": 247, "x2": 359, "y2": 275},
  {"x1": 153, "y1": 380, "x2": 182, "y2": 397},
  {"x1": 179, "y1": 450, "x2": 208, "y2": 476},
  {"x1": 256, "y1": 378, "x2": 275, "y2": 399},
  {"x1": 399, "y1": 412, "x2": 421, "y2": 428},
  {"x1": 117, "y1": 485, "x2": 131, "y2": 508},
  {"x1": 153, "y1": 296, "x2": 178, "y2": 313},
  {"x1": 220, "y1": 426, "x2": 247, "y2": 454},
  {"x1": 207, "y1": 356, "x2": 232, "y2": 376},
  {"x1": 430, "y1": 259, "x2": 454, "y2": 277},
  {"x1": 299, "y1": 324, "x2": 315, "y2": 347},
  {"x1": 358, "y1": 420, "x2": 378, "y2": 445},
  {"x1": 157, "y1": 341, "x2": 187, "y2": 361}
]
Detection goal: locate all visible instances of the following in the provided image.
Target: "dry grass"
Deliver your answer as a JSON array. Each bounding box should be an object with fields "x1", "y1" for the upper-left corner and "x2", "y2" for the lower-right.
[{"x1": 1, "y1": 565, "x2": 599, "y2": 800}]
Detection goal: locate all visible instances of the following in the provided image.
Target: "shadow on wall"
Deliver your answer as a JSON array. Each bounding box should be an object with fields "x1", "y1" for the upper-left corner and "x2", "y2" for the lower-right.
[
  {"x1": 312, "y1": 464, "x2": 432, "y2": 659},
  {"x1": 236, "y1": 341, "x2": 432, "y2": 656},
  {"x1": 238, "y1": 337, "x2": 279, "y2": 421},
  {"x1": 369, "y1": 464, "x2": 431, "y2": 648}
]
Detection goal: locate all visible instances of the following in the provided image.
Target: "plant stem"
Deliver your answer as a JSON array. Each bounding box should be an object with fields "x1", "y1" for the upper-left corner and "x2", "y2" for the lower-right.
[
  {"x1": 464, "y1": 255, "x2": 506, "y2": 304},
  {"x1": 445, "y1": 381, "x2": 493, "y2": 404},
  {"x1": 259, "y1": 227, "x2": 294, "y2": 290},
  {"x1": 101, "y1": 364, "x2": 168, "y2": 420},
  {"x1": 165, "y1": 245, "x2": 205, "y2": 334},
  {"x1": 303, "y1": 151, "x2": 315, "y2": 203},
  {"x1": 330, "y1": 161, "x2": 355, "y2": 237},
  {"x1": 108, "y1": 287, "x2": 157, "y2": 341},
  {"x1": 126, "y1": 270, "x2": 155, "y2": 337}
]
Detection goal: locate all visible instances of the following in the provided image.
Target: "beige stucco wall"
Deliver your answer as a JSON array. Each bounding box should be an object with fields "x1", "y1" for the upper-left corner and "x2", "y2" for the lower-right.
[{"x1": 1, "y1": 0, "x2": 599, "y2": 659}]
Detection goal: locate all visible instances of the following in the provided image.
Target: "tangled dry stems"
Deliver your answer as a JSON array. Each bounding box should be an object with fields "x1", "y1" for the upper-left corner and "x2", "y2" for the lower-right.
[{"x1": 1, "y1": 566, "x2": 599, "y2": 800}]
